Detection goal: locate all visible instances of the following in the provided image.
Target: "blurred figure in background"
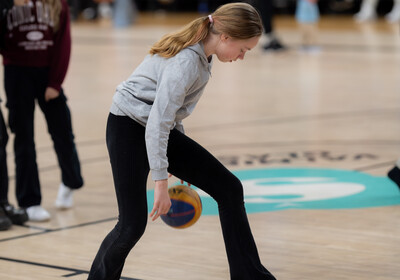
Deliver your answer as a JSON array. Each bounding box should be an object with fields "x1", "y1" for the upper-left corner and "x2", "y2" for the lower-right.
[
  {"x1": 0, "y1": 0, "x2": 29, "y2": 231},
  {"x1": 354, "y1": 0, "x2": 400, "y2": 23},
  {"x1": 296, "y1": 0, "x2": 320, "y2": 53},
  {"x1": 0, "y1": 0, "x2": 84, "y2": 222},
  {"x1": 257, "y1": 0, "x2": 287, "y2": 51}
]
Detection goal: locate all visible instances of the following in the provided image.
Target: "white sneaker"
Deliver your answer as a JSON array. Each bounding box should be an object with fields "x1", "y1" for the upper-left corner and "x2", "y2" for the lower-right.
[
  {"x1": 354, "y1": 9, "x2": 377, "y2": 22},
  {"x1": 55, "y1": 183, "x2": 74, "y2": 209},
  {"x1": 26, "y1": 206, "x2": 50, "y2": 222},
  {"x1": 385, "y1": 7, "x2": 400, "y2": 23}
]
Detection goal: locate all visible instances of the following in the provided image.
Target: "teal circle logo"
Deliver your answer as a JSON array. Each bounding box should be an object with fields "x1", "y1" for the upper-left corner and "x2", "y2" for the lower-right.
[{"x1": 148, "y1": 168, "x2": 400, "y2": 215}]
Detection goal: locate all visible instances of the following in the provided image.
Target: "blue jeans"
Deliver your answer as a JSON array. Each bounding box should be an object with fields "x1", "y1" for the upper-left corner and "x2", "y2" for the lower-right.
[
  {"x1": 88, "y1": 113, "x2": 276, "y2": 280},
  {"x1": 4, "y1": 65, "x2": 83, "y2": 207}
]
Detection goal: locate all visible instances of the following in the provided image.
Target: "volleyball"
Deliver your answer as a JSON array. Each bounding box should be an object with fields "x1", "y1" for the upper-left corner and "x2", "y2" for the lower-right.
[{"x1": 161, "y1": 185, "x2": 202, "y2": 229}]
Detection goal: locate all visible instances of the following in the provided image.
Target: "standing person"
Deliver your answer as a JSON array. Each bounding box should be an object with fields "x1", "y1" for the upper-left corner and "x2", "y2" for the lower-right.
[
  {"x1": 295, "y1": 0, "x2": 320, "y2": 53},
  {"x1": 88, "y1": 3, "x2": 276, "y2": 280},
  {"x1": 257, "y1": 0, "x2": 287, "y2": 51},
  {"x1": 354, "y1": 0, "x2": 400, "y2": 23},
  {"x1": 0, "y1": 0, "x2": 29, "y2": 230},
  {"x1": 0, "y1": 0, "x2": 84, "y2": 222}
]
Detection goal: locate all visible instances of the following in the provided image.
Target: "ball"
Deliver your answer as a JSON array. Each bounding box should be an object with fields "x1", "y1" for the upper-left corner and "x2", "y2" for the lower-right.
[{"x1": 161, "y1": 185, "x2": 202, "y2": 229}]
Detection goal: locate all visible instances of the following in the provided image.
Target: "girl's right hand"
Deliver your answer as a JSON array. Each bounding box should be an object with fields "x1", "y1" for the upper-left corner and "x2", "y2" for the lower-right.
[{"x1": 150, "y1": 179, "x2": 171, "y2": 221}]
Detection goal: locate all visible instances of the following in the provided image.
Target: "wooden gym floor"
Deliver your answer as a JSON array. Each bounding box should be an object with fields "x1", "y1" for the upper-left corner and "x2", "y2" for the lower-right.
[{"x1": 0, "y1": 13, "x2": 399, "y2": 280}]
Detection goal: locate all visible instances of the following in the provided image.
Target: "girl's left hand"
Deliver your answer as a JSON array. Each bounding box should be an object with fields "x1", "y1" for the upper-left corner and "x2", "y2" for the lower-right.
[{"x1": 45, "y1": 87, "x2": 60, "y2": 102}]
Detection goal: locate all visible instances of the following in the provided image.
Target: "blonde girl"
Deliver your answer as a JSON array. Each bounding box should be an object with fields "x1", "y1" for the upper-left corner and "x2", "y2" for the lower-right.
[{"x1": 88, "y1": 3, "x2": 276, "y2": 279}]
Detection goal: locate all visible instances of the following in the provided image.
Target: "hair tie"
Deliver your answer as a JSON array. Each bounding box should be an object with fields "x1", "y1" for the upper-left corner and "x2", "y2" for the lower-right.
[{"x1": 208, "y1": 15, "x2": 213, "y2": 24}]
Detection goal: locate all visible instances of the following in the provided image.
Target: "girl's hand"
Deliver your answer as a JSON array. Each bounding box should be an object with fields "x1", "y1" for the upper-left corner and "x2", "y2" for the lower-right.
[
  {"x1": 150, "y1": 179, "x2": 171, "y2": 221},
  {"x1": 45, "y1": 87, "x2": 60, "y2": 102}
]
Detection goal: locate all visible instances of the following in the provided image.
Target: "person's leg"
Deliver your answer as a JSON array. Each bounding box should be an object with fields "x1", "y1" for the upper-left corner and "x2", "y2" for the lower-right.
[
  {"x1": 0, "y1": 107, "x2": 9, "y2": 204},
  {"x1": 37, "y1": 87, "x2": 83, "y2": 190},
  {"x1": 385, "y1": 0, "x2": 400, "y2": 22},
  {"x1": 257, "y1": 0, "x2": 286, "y2": 51},
  {"x1": 0, "y1": 106, "x2": 29, "y2": 225},
  {"x1": 388, "y1": 158, "x2": 400, "y2": 190},
  {"x1": 354, "y1": 0, "x2": 378, "y2": 22},
  {"x1": 4, "y1": 66, "x2": 41, "y2": 208},
  {"x1": 0, "y1": 107, "x2": 12, "y2": 230},
  {"x1": 167, "y1": 129, "x2": 276, "y2": 280},
  {"x1": 88, "y1": 114, "x2": 149, "y2": 280}
]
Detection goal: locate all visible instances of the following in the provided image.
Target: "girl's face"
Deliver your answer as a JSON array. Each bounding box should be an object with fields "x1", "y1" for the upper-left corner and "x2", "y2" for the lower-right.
[{"x1": 215, "y1": 35, "x2": 260, "y2": 63}]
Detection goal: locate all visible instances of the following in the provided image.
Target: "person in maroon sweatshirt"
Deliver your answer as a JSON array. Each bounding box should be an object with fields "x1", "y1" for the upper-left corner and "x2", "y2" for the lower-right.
[
  {"x1": 0, "y1": 0, "x2": 30, "y2": 230},
  {"x1": 0, "y1": 0, "x2": 84, "y2": 222}
]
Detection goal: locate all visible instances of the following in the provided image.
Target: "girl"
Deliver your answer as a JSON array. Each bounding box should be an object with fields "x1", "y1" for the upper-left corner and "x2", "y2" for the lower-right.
[
  {"x1": 0, "y1": 0, "x2": 84, "y2": 221},
  {"x1": 88, "y1": 3, "x2": 276, "y2": 280}
]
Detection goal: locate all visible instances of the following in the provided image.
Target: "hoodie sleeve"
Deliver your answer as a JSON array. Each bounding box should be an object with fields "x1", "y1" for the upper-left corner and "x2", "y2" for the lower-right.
[
  {"x1": 145, "y1": 57, "x2": 199, "y2": 181},
  {"x1": 48, "y1": 0, "x2": 71, "y2": 91},
  {"x1": 1, "y1": 0, "x2": 13, "y2": 19}
]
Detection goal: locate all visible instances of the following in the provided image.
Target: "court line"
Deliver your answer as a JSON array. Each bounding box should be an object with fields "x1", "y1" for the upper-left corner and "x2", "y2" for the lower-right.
[
  {"x1": 187, "y1": 108, "x2": 400, "y2": 132},
  {"x1": 7, "y1": 140, "x2": 397, "y2": 176},
  {"x1": 0, "y1": 256, "x2": 140, "y2": 279},
  {"x1": 355, "y1": 160, "x2": 398, "y2": 171},
  {"x1": 0, "y1": 217, "x2": 116, "y2": 243}
]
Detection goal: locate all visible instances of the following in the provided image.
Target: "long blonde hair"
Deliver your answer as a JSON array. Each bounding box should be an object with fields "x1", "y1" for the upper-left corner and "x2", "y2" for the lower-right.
[
  {"x1": 43, "y1": 0, "x2": 62, "y2": 32},
  {"x1": 149, "y1": 2, "x2": 263, "y2": 58}
]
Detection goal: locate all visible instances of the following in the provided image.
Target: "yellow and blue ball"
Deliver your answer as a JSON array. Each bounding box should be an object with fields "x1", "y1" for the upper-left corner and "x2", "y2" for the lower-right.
[{"x1": 161, "y1": 185, "x2": 202, "y2": 229}]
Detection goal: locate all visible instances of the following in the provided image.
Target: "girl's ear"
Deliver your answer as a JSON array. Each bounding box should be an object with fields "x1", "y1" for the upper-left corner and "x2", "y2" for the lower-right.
[{"x1": 220, "y1": 34, "x2": 229, "y2": 42}]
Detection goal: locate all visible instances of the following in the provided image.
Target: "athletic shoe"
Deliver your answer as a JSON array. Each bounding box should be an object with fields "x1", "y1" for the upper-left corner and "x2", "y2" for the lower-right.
[
  {"x1": 55, "y1": 183, "x2": 74, "y2": 209},
  {"x1": 388, "y1": 166, "x2": 400, "y2": 190},
  {"x1": 385, "y1": 7, "x2": 400, "y2": 23},
  {"x1": 0, "y1": 208, "x2": 12, "y2": 231},
  {"x1": 354, "y1": 9, "x2": 377, "y2": 22},
  {"x1": 26, "y1": 205, "x2": 50, "y2": 222},
  {"x1": 263, "y1": 39, "x2": 286, "y2": 52},
  {"x1": 0, "y1": 203, "x2": 28, "y2": 225}
]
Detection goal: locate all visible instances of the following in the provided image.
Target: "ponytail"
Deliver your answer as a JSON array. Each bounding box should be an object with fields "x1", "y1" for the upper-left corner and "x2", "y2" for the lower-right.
[
  {"x1": 149, "y1": 16, "x2": 213, "y2": 58},
  {"x1": 44, "y1": 0, "x2": 62, "y2": 32},
  {"x1": 150, "y1": 2, "x2": 263, "y2": 58}
]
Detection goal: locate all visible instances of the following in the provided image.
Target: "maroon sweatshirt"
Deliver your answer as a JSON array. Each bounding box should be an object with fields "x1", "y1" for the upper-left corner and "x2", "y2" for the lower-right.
[{"x1": 0, "y1": 0, "x2": 71, "y2": 91}]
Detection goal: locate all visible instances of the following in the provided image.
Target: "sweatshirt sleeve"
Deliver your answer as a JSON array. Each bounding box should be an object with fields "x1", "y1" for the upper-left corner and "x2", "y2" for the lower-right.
[
  {"x1": 48, "y1": 0, "x2": 71, "y2": 91},
  {"x1": 145, "y1": 58, "x2": 198, "y2": 181},
  {"x1": 0, "y1": 1, "x2": 12, "y2": 50},
  {"x1": 1, "y1": 0, "x2": 13, "y2": 20}
]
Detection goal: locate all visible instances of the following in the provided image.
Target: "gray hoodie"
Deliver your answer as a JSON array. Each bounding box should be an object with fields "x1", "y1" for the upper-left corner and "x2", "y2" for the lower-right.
[{"x1": 110, "y1": 42, "x2": 212, "y2": 181}]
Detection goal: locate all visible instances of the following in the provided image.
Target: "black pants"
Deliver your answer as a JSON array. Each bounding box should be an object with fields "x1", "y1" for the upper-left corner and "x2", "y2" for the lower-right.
[
  {"x1": 88, "y1": 114, "x2": 276, "y2": 280},
  {"x1": 0, "y1": 106, "x2": 9, "y2": 204},
  {"x1": 4, "y1": 65, "x2": 83, "y2": 208},
  {"x1": 257, "y1": 0, "x2": 274, "y2": 34}
]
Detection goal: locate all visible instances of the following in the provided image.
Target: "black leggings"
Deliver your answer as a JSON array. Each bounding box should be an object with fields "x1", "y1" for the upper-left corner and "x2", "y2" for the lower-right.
[{"x1": 88, "y1": 114, "x2": 276, "y2": 280}]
